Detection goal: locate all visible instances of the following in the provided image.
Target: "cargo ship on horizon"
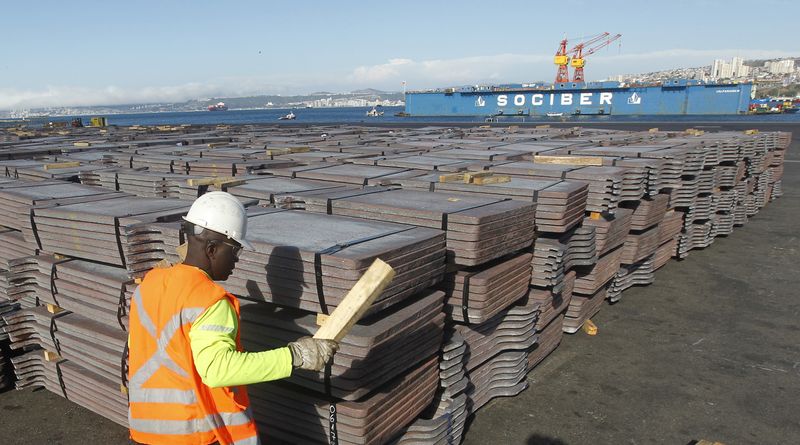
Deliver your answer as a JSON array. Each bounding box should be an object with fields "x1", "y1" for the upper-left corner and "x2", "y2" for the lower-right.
[
  {"x1": 207, "y1": 101, "x2": 228, "y2": 111},
  {"x1": 404, "y1": 79, "x2": 754, "y2": 117}
]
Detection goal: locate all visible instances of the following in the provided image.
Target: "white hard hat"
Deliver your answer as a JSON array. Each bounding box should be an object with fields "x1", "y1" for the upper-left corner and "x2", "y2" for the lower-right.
[{"x1": 183, "y1": 191, "x2": 253, "y2": 250}]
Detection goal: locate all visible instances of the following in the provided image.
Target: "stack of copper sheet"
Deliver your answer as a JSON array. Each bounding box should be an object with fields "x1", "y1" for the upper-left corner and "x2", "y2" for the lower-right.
[
  {"x1": 0, "y1": 181, "x2": 119, "y2": 242},
  {"x1": 490, "y1": 162, "x2": 628, "y2": 213},
  {"x1": 530, "y1": 226, "x2": 597, "y2": 290},
  {"x1": 391, "y1": 332, "x2": 468, "y2": 445},
  {"x1": 239, "y1": 290, "x2": 445, "y2": 401},
  {"x1": 581, "y1": 208, "x2": 633, "y2": 255},
  {"x1": 397, "y1": 175, "x2": 589, "y2": 233},
  {"x1": 626, "y1": 194, "x2": 670, "y2": 231},
  {"x1": 619, "y1": 226, "x2": 660, "y2": 265},
  {"x1": 607, "y1": 256, "x2": 656, "y2": 303},
  {"x1": 527, "y1": 313, "x2": 566, "y2": 371},
  {"x1": 657, "y1": 210, "x2": 684, "y2": 244},
  {"x1": 4, "y1": 308, "x2": 128, "y2": 426},
  {"x1": 677, "y1": 221, "x2": 714, "y2": 258},
  {"x1": 0, "y1": 257, "x2": 38, "y2": 308},
  {"x1": 455, "y1": 299, "x2": 539, "y2": 412},
  {"x1": 249, "y1": 355, "x2": 440, "y2": 445},
  {"x1": 32, "y1": 255, "x2": 133, "y2": 329},
  {"x1": 0, "y1": 297, "x2": 20, "y2": 390},
  {"x1": 369, "y1": 154, "x2": 477, "y2": 172},
  {"x1": 563, "y1": 284, "x2": 611, "y2": 333},
  {"x1": 269, "y1": 163, "x2": 425, "y2": 186},
  {"x1": 438, "y1": 252, "x2": 532, "y2": 324},
  {"x1": 0, "y1": 229, "x2": 36, "y2": 268},
  {"x1": 573, "y1": 246, "x2": 624, "y2": 296},
  {"x1": 226, "y1": 209, "x2": 447, "y2": 314},
  {"x1": 301, "y1": 189, "x2": 535, "y2": 266},
  {"x1": 653, "y1": 238, "x2": 678, "y2": 270},
  {"x1": 30, "y1": 196, "x2": 191, "y2": 273},
  {"x1": 226, "y1": 176, "x2": 353, "y2": 207}
]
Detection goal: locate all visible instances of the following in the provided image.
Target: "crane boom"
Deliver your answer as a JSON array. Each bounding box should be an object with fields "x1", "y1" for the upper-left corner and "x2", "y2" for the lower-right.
[{"x1": 569, "y1": 33, "x2": 621, "y2": 83}]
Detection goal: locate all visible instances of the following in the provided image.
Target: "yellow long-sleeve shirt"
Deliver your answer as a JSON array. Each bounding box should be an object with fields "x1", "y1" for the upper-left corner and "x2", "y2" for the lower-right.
[{"x1": 189, "y1": 298, "x2": 293, "y2": 388}]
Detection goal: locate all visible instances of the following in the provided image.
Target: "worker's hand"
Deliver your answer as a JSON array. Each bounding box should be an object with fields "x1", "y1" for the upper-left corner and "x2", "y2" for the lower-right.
[{"x1": 287, "y1": 337, "x2": 339, "y2": 371}]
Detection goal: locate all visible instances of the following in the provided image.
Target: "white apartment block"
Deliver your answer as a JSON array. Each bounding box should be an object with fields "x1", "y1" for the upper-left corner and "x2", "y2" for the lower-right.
[{"x1": 764, "y1": 59, "x2": 795, "y2": 75}]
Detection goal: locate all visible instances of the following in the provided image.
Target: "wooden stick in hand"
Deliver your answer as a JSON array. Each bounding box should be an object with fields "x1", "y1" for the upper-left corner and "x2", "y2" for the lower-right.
[{"x1": 313, "y1": 258, "x2": 396, "y2": 342}]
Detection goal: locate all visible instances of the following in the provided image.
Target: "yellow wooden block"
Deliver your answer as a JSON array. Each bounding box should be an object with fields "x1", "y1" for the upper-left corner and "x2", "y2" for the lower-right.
[
  {"x1": 473, "y1": 175, "x2": 511, "y2": 185},
  {"x1": 745, "y1": 129, "x2": 759, "y2": 135},
  {"x1": 176, "y1": 243, "x2": 188, "y2": 262},
  {"x1": 536, "y1": 125, "x2": 551, "y2": 129},
  {"x1": 186, "y1": 176, "x2": 239, "y2": 187},
  {"x1": 44, "y1": 350, "x2": 62, "y2": 362},
  {"x1": 316, "y1": 313, "x2": 329, "y2": 327},
  {"x1": 463, "y1": 171, "x2": 494, "y2": 182},
  {"x1": 120, "y1": 384, "x2": 128, "y2": 395},
  {"x1": 438, "y1": 173, "x2": 467, "y2": 183},
  {"x1": 43, "y1": 161, "x2": 81, "y2": 171},
  {"x1": 534, "y1": 155, "x2": 603, "y2": 166},
  {"x1": 46, "y1": 304, "x2": 64, "y2": 314},
  {"x1": 583, "y1": 319, "x2": 598, "y2": 336},
  {"x1": 266, "y1": 146, "x2": 310, "y2": 156},
  {"x1": 590, "y1": 212, "x2": 602, "y2": 220},
  {"x1": 73, "y1": 141, "x2": 91, "y2": 147},
  {"x1": 648, "y1": 127, "x2": 659, "y2": 132},
  {"x1": 207, "y1": 142, "x2": 228, "y2": 148}
]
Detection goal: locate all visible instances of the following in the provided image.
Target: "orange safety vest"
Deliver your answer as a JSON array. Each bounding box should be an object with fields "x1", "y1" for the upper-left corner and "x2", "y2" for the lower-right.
[{"x1": 128, "y1": 264, "x2": 259, "y2": 445}]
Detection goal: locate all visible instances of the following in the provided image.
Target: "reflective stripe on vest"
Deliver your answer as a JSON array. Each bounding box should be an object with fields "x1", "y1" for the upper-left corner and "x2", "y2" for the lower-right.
[{"x1": 128, "y1": 408, "x2": 256, "y2": 436}]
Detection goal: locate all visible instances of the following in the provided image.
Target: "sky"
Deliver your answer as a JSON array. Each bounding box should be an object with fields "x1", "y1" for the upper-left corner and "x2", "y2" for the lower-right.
[{"x1": 1, "y1": 0, "x2": 798, "y2": 109}]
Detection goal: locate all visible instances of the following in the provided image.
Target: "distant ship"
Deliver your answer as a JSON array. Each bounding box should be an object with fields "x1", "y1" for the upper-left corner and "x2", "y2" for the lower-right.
[
  {"x1": 366, "y1": 107, "x2": 384, "y2": 117},
  {"x1": 207, "y1": 102, "x2": 228, "y2": 111},
  {"x1": 405, "y1": 80, "x2": 754, "y2": 116},
  {"x1": 278, "y1": 111, "x2": 296, "y2": 120}
]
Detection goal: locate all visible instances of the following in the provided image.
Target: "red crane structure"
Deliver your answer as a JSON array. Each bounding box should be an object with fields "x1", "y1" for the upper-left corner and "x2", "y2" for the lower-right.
[
  {"x1": 553, "y1": 38, "x2": 570, "y2": 84},
  {"x1": 568, "y1": 32, "x2": 622, "y2": 83}
]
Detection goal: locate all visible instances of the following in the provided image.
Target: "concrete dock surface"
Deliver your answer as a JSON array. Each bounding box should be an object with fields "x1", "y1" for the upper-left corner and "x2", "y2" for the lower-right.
[{"x1": 0, "y1": 123, "x2": 798, "y2": 445}]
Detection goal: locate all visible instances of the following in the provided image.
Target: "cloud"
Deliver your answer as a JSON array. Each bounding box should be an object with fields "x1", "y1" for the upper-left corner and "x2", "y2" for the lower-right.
[
  {"x1": 0, "y1": 83, "x2": 230, "y2": 110},
  {"x1": 348, "y1": 48, "x2": 799, "y2": 89},
  {"x1": 2, "y1": 48, "x2": 797, "y2": 109},
  {"x1": 348, "y1": 53, "x2": 553, "y2": 87}
]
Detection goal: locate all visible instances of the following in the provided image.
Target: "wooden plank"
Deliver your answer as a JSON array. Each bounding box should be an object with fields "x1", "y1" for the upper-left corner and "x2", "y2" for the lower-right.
[
  {"x1": 473, "y1": 175, "x2": 511, "y2": 185},
  {"x1": 462, "y1": 171, "x2": 494, "y2": 182},
  {"x1": 186, "y1": 176, "x2": 245, "y2": 187},
  {"x1": 534, "y1": 155, "x2": 602, "y2": 166},
  {"x1": 266, "y1": 146, "x2": 310, "y2": 156},
  {"x1": 43, "y1": 161, "x2": 81, "y2": 170},
  {"x1": 438, "y1": 172, "x2": 467, "y2": 183},
  {"x1": 313, "y1": 258, "x2": 396, "y2": 342},
  {"x1": 207, "y1": 142, "x2": 228, "y2": 148}
]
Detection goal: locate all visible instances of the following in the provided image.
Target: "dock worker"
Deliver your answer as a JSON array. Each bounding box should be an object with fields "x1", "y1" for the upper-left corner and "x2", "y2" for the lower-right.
[{"x1": 127, "y1": 191, "x2": 338, "y2": 445}]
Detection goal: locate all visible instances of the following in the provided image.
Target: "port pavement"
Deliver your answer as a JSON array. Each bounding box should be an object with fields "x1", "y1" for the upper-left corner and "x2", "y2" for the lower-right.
[{"x1": 0, "y1": 122, "x2": 798, "y2": 445}]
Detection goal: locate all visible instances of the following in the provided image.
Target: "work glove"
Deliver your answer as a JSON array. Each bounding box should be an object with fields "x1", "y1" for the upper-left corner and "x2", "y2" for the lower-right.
[{"x1": 288, "y1": 337, "x2": 339, "y2": 371}]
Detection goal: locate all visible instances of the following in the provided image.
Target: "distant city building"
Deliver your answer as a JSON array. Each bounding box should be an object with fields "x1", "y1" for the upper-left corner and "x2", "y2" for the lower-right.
[
  {"x1": 764, "y1": 59, "x2": 795, "y2": 75},
  {"x1": 712, "y1": 57, "x2": 749, "y2": 79}
]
